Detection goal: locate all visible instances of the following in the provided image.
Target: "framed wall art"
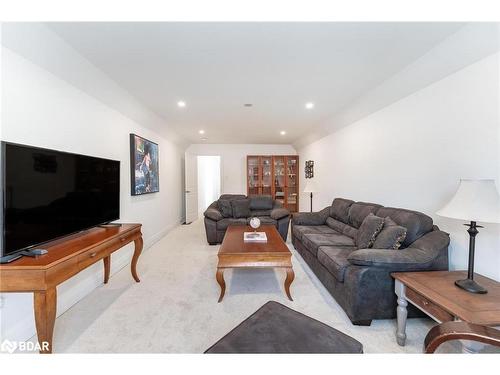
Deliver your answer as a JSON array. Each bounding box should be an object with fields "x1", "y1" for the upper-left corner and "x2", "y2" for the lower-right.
[{"x1": 130, "y1": 134, "x2": 159, "y2": 195}]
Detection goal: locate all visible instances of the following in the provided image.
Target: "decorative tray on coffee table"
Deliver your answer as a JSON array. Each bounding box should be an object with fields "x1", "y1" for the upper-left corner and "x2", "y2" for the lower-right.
[{"x1": 243, "y1": 232, "x2": 268, "y2": 243}]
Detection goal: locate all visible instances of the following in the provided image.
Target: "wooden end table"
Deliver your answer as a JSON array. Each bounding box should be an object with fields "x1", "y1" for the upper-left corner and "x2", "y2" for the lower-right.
[
  {"x1": 0, "y1": 224, "x2": 143, "y2": 353},
  {"x1": 392, "y1": 271, "x2": 500, "y2": 353},
  {"x1": 216, "y1": 225, "x2": 294, "y2": 302}
]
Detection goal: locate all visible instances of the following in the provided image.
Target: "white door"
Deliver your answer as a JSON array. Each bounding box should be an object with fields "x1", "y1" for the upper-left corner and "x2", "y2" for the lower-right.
[{"x1": 185, "y1": 152, "x2": 198, "y2": 224}]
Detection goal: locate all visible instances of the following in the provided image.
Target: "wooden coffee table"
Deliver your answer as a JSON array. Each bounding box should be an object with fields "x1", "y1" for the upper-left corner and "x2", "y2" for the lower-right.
[{"x1": 216, "y1": 225, "x2": 294, "y2": 302}]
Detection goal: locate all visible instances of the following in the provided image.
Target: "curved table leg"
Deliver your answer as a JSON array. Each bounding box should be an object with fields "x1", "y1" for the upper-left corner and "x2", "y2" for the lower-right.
[
  {"x1": 103, "y1": 256, "x2": 110, "y2": 284},
  {"x1": 284, "y1": 267, "x2": 295, "y2": 301},
  {"x1": 216, "y1": 268, "x2": 226, "y2": 303},
  {"x1": 131, "y1": 236, "x2": 143, "y2": 282}
]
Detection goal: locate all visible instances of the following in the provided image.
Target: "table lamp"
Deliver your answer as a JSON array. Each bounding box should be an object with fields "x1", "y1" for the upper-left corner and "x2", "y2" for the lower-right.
[
  {"x1": 436, "y1": 179, "x2": 500, "y2": 294},
  {"x1": 303, "y1": 180, "x2": 318, "y2": 212}
]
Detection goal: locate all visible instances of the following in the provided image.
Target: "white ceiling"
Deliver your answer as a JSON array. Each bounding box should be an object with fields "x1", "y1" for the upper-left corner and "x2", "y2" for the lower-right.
[{"x1": 46, "y1": 22, "x2": 465, "y2": 144}]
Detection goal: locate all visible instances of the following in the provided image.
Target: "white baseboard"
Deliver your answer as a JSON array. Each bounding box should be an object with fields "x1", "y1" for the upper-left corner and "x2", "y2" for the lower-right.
[{"x1": 143, "y1": 220, "x2": 182, "y2": 250}]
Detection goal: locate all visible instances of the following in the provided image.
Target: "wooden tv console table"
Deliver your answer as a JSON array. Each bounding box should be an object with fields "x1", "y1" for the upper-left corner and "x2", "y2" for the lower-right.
[{"x1": 0, "y1": 223, "x2": 143, "y2": 354}]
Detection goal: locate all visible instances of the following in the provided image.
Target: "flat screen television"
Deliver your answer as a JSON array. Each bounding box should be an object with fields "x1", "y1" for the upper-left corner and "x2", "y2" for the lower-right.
[{"x1": 1, "y1": 142, "x2": 120, "y2": 257}]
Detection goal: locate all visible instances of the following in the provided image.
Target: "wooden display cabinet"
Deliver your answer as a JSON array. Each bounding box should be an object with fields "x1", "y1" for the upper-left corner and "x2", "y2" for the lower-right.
[{"x1": 246, "y1": 155, "x2": 299, "y2": 212}]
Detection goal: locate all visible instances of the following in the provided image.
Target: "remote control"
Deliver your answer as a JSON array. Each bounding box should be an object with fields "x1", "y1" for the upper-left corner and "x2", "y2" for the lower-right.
[{"x1": 31, "y1": 249, "x2": 48, "y2": 255}]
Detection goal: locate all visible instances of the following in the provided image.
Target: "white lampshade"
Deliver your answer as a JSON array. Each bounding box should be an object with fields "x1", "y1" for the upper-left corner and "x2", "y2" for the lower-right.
[
  {"x1": 303, "y1": 179, "x2": 318, "y2": 193},
  {"x1": 436, "y1": 179, "x2": 500, "y2": 223}
]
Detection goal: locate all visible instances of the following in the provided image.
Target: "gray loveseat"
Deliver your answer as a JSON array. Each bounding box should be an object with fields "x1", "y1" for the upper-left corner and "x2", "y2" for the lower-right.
[
  {"x1": 204, "y1": 194, "x2": 290, "y2": 244},
  {"x1": 292, "y1": 198, "x2": 449, "y2": 325}
]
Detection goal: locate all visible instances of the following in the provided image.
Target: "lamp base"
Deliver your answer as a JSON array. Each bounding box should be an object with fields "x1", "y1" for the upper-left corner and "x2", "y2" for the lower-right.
[{"x1": 455, "y1": 278, "x2": 488, "y2": 294}]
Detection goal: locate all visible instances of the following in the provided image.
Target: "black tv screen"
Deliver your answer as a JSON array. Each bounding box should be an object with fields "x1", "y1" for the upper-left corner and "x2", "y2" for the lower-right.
[{"x1": 1, "y1": 142, "x2": 120, "y2": 257}]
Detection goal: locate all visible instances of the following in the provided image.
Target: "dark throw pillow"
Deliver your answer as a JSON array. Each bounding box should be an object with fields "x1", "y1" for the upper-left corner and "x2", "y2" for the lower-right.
[
  {"x1": 372, "y1": 217, "x2": 407, "y2": 250},
  {"x1": 356, "y1": 213, "x2": 385, "y2": 249},
  {"x1": 231, "y1": 199, "x2": 251, "y2": 218},
  {"x1": 218, "y1": 199, "x2": 233, "y2": 218}
]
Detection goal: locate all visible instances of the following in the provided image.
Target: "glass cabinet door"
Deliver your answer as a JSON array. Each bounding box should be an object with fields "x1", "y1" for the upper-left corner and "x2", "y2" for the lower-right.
[
  {"x1": 273, "y1": 156, "x2": 285, "y2": 205},
  {"x1": 261, "y1": 156, "x2": 272, "y2": 196},
  {"x1": 286, "y1": 156, "x2": 298, "y2": 212},
  {"x1": 247, "y1": 156, "x2": 260, "y2": 195}
]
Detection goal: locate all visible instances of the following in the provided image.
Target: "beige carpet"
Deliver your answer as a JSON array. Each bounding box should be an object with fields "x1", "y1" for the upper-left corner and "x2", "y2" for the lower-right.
[{"x1": 36, "y1": 219, "x2": 438, "y2": 353}]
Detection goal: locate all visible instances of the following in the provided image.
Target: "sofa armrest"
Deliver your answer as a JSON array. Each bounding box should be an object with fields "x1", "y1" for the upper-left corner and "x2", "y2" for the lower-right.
[
  {"x1": 348, "y1": 229, "x2": 450, "y2": 271},
  {"x1": 292, "y1": 207, "x2": 329, "y2": 226},
  {"x1": 347, "y1": 248, "x2": 433, "y2": 270},
  {"x1": 204, "y1": 207, "x2": 223, "y2": 221},
  {"x1": 270, "y1": 208, "x2": 290, "y2": 220}
]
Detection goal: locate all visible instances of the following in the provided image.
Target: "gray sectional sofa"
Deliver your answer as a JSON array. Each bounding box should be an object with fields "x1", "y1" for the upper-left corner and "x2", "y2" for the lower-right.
[
  {"x1": 204, "y1": 194, "x2": 290, "y2": 244},
  {"x1": 292, "y1": 198, "x2": 450, "y2": 325}
]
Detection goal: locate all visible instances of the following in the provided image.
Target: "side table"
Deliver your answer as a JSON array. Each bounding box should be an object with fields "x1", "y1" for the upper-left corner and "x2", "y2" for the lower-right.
[{"x1": 392, "y1": 271, "x2": 500, "y2": 353}]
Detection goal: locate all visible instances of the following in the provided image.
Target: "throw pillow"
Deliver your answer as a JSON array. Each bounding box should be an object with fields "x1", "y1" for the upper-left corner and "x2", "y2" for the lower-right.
[
  {"x1": 372, "y1": 217, "x2": 407, "y2": 250},
  {"x1": 218, "y1": 199, "x2": 233, "y2": 218},
  {"x1": 231, "y1": 199, "x2": 251, "y2": 219},
  {"x1": 356, "y1": 213, "x2": 385, "y2": 249}
]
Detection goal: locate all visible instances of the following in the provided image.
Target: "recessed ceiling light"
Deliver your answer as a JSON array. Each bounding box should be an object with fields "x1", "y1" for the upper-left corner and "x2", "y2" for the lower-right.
[
  {"x1": 199, "y1": 130, "x2": 205, "y2": 135},
  {"x1": 177, "y1": 101, "x2": 186, "y2": 108},
  {"x1": 305, "y1": 102, "x2": 315, "y2": 109},
  {"x1": 201, "y1": 137, "x2": 208, "y2": 141},
  {"x1": 280, "y1": 131, "x2": 286, "y2": 135}
]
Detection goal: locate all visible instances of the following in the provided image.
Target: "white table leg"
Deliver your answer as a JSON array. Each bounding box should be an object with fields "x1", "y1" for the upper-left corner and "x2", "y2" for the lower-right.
[{"x1": 395, "y1": 280, "x2": 408, "y2": 346}]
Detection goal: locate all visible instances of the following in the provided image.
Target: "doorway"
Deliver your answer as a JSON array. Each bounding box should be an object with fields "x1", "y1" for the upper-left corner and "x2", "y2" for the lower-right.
[
  {"x1": 197, "y1": 155, "x2": 221, "y2": 217},
  {"x1": 184, "y1": 153, "x2": 221, "y2": 224}
]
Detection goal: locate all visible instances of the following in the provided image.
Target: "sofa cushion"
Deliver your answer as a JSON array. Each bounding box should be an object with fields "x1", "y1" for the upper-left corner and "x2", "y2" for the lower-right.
[
  {"x1": 302, "y1": 233, "x2": 355, "y2": 257},
  {"x1": 356, "y1": 213, "x2": 385, "y2": 249},
  {"x1": 216, "y1": 218, "x2": 248, "y2": 230},
  {"x1": 249, "y1": 195, "x2": 273, "y2": 210},
  {"x1": 317, "y1": 246, "x2": 356, "y2": 282},
  {"x1": 250, "y1": 209, "x2": 272, "y2": 217},
  {"x1": 232, "y1": 199, "x2": 251, "y2": 218},
  {"x1": 343, "y1": 226, "x2": 359, "y2": 240},
  {"x1": 326, "y1": 217, "x2": 347, "y2": 233},
  {"x1": 246, "y1": 216, "x2": 277, "y2": 226},
  {"x1": 375, "y1": 207, "x2": 432, "y2": 248},
  {"x1": 218, "y1": 199, "x2": 233, "y2": 218},
  {"x1": 329, "y1": 198, "x2": 354, "y2": 224},
  {"x1": 326, "y1": 217, "x2": 359, "y2": 239},
  {"x1": 348, "y1": 202, "x2": 383, "y2": 228},
  {"x1": 372, "y1": 217, "x2": 407, "y2": 250},
  {"x1": 292, "y1": 225, "x2": 338, "y2": 241}
]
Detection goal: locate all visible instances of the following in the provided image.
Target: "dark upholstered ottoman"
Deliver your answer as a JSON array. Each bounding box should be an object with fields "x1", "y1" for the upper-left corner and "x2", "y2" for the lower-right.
[{"x1": 205, "y1": 301, "x2": 363, "y2": 353}]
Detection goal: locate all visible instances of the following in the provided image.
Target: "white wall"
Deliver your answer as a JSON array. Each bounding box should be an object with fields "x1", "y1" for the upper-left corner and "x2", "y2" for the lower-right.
[
  {"x1": 0, "y1": 48, "x2": 185, "y2": 342},
  {"x1": 297, "y1": 53, "x2": 500, "y2": 281},
  {"x1": 186, "y1": 144, "x2": 296, "y2": 195}
]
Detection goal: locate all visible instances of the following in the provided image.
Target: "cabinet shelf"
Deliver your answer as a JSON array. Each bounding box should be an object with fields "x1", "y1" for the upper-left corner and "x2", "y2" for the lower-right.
[{"x1": 247, "y1": 155, "x2": 299, "y2": 212}]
